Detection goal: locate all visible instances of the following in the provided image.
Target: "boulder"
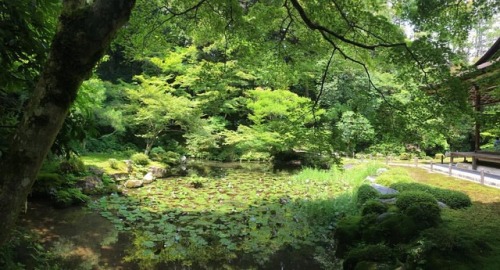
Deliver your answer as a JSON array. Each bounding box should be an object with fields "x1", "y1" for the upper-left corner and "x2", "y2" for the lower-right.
[
  {"x1": 123, "y1": 179, "x2": 143, "y2": 188},
  {"x1": 87, "y1": 165, "x2": 105, "y2": 176},
  {"x1": 371, "y1": 183, "x2": 399, "y2": 195},
  {"x1": 379, "y1": 198, "x2": 397, "y2": 205},
  {"x1": 110, "y1": 173, "x2": 129, "y2": 181},
  {"x1": 142, "y1": 172, "x2": 155, "y2": 184},
  {"x1": 437, "y1": 201, "x2": 449, "y2": 209},
  {"x1": 77, "y1": 175, "x2": 103, "y2": 194},
  {"x1": 149, "y1": 166, "x2": 167, "y2": 178}
]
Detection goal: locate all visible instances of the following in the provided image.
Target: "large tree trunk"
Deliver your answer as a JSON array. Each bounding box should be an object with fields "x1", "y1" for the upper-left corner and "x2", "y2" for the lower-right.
[{"x1": 0, "y1": 0, "x2": 136, "y2": 246}]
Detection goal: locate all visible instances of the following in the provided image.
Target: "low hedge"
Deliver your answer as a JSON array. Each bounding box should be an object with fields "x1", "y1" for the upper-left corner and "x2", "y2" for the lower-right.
[{"x1": 390, "y1": 182, "x2": 471, "y2": 209}]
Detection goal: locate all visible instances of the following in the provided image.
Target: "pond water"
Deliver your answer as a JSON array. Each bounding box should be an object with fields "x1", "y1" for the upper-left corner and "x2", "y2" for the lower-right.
[{"x1": 20, "y1": 161, "x2": 345, "y2": 269}]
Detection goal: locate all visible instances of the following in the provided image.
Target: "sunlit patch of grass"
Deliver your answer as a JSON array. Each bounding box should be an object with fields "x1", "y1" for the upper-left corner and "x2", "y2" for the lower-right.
[{"x1": 81, "y1": 153, "x2": 165, "y2": 175}]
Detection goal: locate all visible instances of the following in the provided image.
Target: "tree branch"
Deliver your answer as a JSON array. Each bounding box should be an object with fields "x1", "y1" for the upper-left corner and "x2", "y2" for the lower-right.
[{"x1": 289, "y1": 0, "x2": 406, "y2": 50}]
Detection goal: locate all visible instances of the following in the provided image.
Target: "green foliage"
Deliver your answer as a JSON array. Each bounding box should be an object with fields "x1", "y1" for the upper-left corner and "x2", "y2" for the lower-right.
[
  {"x1": 53, "y1": 188, "x2": 89, "y2": 208},
  {"x1": 356, "y1": 185, "x2": 379, "y2": 206},
  {"x1": 391, "y1": 182, "x2": 472, "y2": 209},
  {"x1": 337, "y1": 111, "x2": 375, "y2": 152},
  {"x1": 33, "y1": 173, "x2": 65, "y2": 193},
  {"x1": 0, "y1": 229, "x2": 61, "y2": 270},
  {"x1": 434, "y1": 189, "x2": 472, "y2": 209},
  {"x1": 58, "y1": 156, "x2": 85, "y2": 175},
  {"x1": 107, "y1": 158, "x2": 119, "y2": 169},
  {"x1": 343, "y1": 244, "x2": 395, "y2": 270},
  {"x1": 149, "y1": 147, "x2": 166, "y2": 162},
  {"x1": 223, "y1": 88, "x2": 326, "y2": 157},
  {"x1": 404, "y1": 201, "x2": 441, "y2": 230},
  {"x1": 125, "y1": 76, "x2": 201, "y2": 154},
  {"x1": 361, "y1": 200, "x2": 388, "y2": 216},
  {"x1": 131, "y1": 153, "x2": 150, "y2": 166},
  {"x1": 395, "y1": 191, "x2": 438, "y2": 212},
  {"x1": 399, "y1": 152, "x2": 411, "y2": 160}
]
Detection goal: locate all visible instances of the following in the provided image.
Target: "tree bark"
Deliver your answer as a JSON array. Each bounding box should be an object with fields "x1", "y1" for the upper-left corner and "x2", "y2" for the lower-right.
[{"x1": 0, "y1": 0, "x2": 136, "y2": 246}]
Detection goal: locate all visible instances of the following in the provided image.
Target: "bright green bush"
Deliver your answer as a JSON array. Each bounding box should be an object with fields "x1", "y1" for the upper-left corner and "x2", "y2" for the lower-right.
[
  {"x1": 343, "y1": 244, "x2": 395, "y2": 270},
  {"x1": 361, "y1": 199, "x2": 388, "y2": 216},
  {"x1": 433, "y1": 189, "x2": 472, "y2": 209},
  {"x1": 150, "y1": 146, "x2": 167, "y2": 161},
  {"x1": 131, "y1": 153, "x2": 150, "y2": 166},
  {"x1": 390, "y1": 182, "x2": 434, "y2": 193},
  {"x1": 396, "y1": 191, "x2": 437, "y2": 212},
  {"x1": 391, "y1": 182, "x2": 471, "y2": 209},
  {"x1": 108, "y1": 158, "x2": 119, "y2": 169},
  {"x1": 356, "y1": 184, "x2": 379, "y2": 205},
  {"x1": 162, "y1": 151, "x2": 181, "y2": 165}
]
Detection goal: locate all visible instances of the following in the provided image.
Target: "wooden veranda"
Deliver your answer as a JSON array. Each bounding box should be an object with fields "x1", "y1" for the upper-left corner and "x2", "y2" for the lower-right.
[{"x1": 452, "y1": 37, "x2": 500, "y2": 169}]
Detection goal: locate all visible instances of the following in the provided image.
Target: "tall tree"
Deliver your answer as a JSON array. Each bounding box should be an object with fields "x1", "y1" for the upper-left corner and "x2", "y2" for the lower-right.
[{"x1": 0, "y1": 0, "x2": 136, "y2": 246}]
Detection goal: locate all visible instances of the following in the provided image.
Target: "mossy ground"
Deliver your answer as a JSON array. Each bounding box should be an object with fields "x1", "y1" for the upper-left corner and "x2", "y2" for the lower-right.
[{"x1": 400, "y1": 166, "x2": 500, "y2": 269}]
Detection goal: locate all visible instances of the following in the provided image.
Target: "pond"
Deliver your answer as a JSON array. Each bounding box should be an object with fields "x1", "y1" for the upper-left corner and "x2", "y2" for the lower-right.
[{"x1": 20, "y1": 161, "x2": 374, "y2": 269}]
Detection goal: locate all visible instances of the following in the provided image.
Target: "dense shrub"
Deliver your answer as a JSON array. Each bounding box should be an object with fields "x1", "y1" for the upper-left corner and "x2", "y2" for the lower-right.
[
  {"x1": 391, "y1": 182, "x2": 471, "y2": 209},
  {"x1": 335, "y1": 216, "x2": 363, "y2": 256},
  {"x1": 404, "y1": 202, "x2": 441, "y2": 229},
  {"x1": 343, "y1": 244, "x2": 395, "y2": 270},
  {"x1": 58, "y1": 156, "x2": 86, "y2": 175},
  {"x1": 433, "y1": 189, "x2": 472, "y2": 209},
  {"x1": 395, "y1": 191, "x2": 437, "y2": 212},
  {"x1": 361, "y1": 199, "x2": 388, "y2": 216},
  {"x1": 356, "y1": 184, "x2": 379, "y2": 205},
  {"x1": 362, "y1": 213, "x2": 418, "y2": 244},
  {"x1": 162, "y1": 151, "x2": 181, "y2": 165},
  {"x1": 131, "y1": 153, "x2": 150, "y2": 166},
  {"x1": 150, "y1": 146, "x2": 167, "y2": 161},
  {"x1": 33, "y1": 173, "x2": 64, "y2": 194}
]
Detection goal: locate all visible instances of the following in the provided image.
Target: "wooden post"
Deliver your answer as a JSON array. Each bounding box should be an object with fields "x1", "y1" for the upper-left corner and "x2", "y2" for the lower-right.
[
  {"x1": 414, "y1": 158, "x2": 418, "y2": 167},
  {"x1": 430, "y1": 161, "x2": 433, "y2": 171},
  {"x1": 480, "y1": 170, "x2": 485, "y2": 185},
  {"x1": 386, "y1": 156, "x2": 389, "y2": 165},
  {"x1": 441, "y1": 155, "x2": 444, "y2": 164},
  {"x1": 473, "y1": 83, "x2": 481, "y2": 172},
  {"x1": 472, "y1": 157, "x2": 478, "y2": 170},
  {"x1": 449, "y1": 163, "x2": 452, "y2": 176}
]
